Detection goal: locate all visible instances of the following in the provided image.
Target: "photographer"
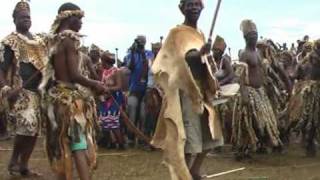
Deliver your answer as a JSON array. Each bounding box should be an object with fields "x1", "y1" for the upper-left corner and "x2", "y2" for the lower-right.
[{"x1": 124, "y1": 35, "x2": 154, "y2": 147}]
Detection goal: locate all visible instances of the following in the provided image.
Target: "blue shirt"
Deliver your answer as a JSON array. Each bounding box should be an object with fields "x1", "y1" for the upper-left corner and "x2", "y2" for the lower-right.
[{"x1": 124, "y1": 50, "x2": 154, "y2": 93}]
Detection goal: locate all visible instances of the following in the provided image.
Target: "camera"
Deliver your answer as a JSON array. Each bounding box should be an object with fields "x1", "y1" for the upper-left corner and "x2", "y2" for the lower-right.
[{"x1": 130, "y1": 38, "x2": 145, "y2": 52}]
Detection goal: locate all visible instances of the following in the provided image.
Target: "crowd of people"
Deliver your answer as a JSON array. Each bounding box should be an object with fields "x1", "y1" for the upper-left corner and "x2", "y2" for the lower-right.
[{"x1": 0, "y1": 0, "x2": 320, "y2": 180}]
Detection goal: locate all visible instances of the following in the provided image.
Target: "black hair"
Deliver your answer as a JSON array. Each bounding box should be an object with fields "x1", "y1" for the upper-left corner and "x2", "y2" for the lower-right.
[
  {"x1": 107, "y1": 59, "x2": 116, "y2": 65},
  {"x1": 102, "y1": 57, "x2": 115, "y2": 65},
  {"x1": 58, "y1": 2, "x2": 81, "y2": 14}
]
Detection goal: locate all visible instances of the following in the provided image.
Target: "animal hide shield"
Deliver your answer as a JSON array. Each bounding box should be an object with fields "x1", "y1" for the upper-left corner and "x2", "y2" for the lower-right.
[{"x1": 151, "y1": 24, "x2": 222, "y2": 180}]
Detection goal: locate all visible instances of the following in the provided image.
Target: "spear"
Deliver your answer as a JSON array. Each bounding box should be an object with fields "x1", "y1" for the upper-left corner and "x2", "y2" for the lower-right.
[
  {"x1": 202, "y1": 0, "x2": 223, "y2": 76},
  {"x1": 115, "y1": 48, "x2": 119, "y2": 67},
  {"x1": 207, "y1": 0, "x2": 222, "y2": 44},
  {"x1": 228, "y1": 47, "x2": 232, "y2": 57}
]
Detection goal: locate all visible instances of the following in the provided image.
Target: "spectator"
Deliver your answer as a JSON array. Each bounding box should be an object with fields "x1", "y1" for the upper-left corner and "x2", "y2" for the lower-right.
[
  {"x1": 124, "y1": 35, "x2": 154, "y2": 146},
  {"x1": 99, "y1": 51, "x2": 126, "y2": 150}
]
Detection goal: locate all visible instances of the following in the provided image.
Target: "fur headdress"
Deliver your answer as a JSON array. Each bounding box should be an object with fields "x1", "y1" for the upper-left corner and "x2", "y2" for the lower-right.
[
  {"x1": 240, "y1": 19, "x2": 257, "y2": 36},
  {"x1": 13, "y1": 0, "x2": 30, "y2": 18},
  {"x1": 50, "y1": 5, "x2": 84, "y2": 33},
  {"x1": 213, "y1": 35, "x2": 226, "y2": 51},
  {"x1": 179, "y1": 0, "x2": 204, "y2": 9}
]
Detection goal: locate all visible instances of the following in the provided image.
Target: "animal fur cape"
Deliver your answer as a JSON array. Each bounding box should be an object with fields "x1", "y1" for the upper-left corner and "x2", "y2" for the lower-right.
[{"x1": 151, "y1": 24, "x2": 223, "y2": 180}]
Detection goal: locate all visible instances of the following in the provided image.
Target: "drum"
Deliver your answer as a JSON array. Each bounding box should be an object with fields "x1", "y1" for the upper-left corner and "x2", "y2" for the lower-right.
[
  {"x1": 212, "y1": 98, "x2": 229, "y2": 106},
  {"x1": 219, "y1": 83, "x2": 240, "y2": 97},
  {"x1": 211, "y1": 83, "x2": 239, "y2": 106}
]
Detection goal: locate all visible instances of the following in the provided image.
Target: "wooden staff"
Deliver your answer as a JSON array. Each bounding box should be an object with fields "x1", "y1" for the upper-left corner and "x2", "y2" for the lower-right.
[
  {"x1": 115, "y1": 48, "x2": 119, "y2": 67},
  {"x1": 110, "y1": 95, "x2": 151, "y2": 144},
  {"x1": 201, "y1": 0, "x2": 223, "y2": 76},
  {"x1": 3, "y1": 66, "x2": 43, "y2": 98},
  {"x1": 205, "y1": 167, "x2": 246, "y2": 179},
  {"x1": 160, "y1": 36, "x2": 164, "y2": 44},
  {"x1": 207, "y1": 0, "x2": 222, "y2": 44}
]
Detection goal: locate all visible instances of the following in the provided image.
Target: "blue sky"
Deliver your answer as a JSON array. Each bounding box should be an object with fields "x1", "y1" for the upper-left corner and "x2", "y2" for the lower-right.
[{"x1": 1, "y1": 0, "x2": 319, "y2": 59}]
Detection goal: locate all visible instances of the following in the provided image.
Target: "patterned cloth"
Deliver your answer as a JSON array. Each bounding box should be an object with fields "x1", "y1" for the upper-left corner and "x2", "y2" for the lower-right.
[
  {"x1": 9, "y1": 89, "x2": 41, "y2": 136},
  {"x1": 0, "y1": 32, "x2": 47, "y2": 137},
  {"x1": 99, "y1": 67, "x2": 124, "y2": 130}
]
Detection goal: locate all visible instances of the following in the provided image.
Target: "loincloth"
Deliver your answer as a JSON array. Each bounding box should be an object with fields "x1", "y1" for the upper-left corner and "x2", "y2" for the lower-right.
[
  {"x1": 216, "y1": 97, "x2": 235, "y2": 122},
  {"x1": 288, "y1": 81, "x2": 320, "y2": 141},
  {"x1": 8, "y1": 89, "x2": 41, "y2": 137},
  {"x1": 216, "y1": 96, "x2": 235, "y2": 142},
  {"x1": 232, "y1": 86, "x2": 282, "y2": 150},
  {"x1": 43, "y1": 82, "x2": 97, "y2": 177},
  {"x1": 264, "y1": 76, "x2": 287, "y2": 115}
]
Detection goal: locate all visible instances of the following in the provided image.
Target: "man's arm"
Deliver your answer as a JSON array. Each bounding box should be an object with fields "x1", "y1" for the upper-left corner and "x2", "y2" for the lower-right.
[
  {"x1": 106, "y1": 71, "x2": 123, "y2": 91},
  {"x1": 0, "y1": 46, "x2": 22, "y2": 100},
  {"x1": 0, "y1": 46, "x2": 14, "y2": 88},
  {"x1": 220, "y1": 57, "x2": 235, "y2": 85},
  {"x1": 206, "y1": 55, "x2": 218, "y2": 74},
  {"x1": 63, "y1": 38, "x2": 105, "y2": 92},
  {"x1": 238, "y1": 53, "x2": 250, "y2": 104},
  {"x1": 84, "y1": 54, "x2": 99, "y2": 80},
  {"x1": 185, "y1": 49, "x2": 206, "y2": 80}
]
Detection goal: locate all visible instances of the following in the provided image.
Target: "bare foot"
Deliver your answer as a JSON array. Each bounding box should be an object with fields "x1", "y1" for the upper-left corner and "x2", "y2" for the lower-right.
[
  {"x1": 8, "y1": 164, "x2": 20, "y2": 176},
  {"x1": 20, "y1": 168, "x2": 42, "y2": 177}
]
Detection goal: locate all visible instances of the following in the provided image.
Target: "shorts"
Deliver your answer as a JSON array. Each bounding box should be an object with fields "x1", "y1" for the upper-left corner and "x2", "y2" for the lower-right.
[
  {"x1": 71, "y1": 133, "x2": 88, "y2": 151},
  {"x1": 180, "y1": 92, "x2": 223, "y2": 154}
]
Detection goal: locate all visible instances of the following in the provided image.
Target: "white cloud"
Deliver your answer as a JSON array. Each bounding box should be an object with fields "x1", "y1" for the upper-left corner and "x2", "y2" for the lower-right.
[
  {"x1": 1, "y1": 0, "x2": 320, "y2": 61},
  {"x1": 263, "y1": 18, "x2": 320, "y2": 45}
]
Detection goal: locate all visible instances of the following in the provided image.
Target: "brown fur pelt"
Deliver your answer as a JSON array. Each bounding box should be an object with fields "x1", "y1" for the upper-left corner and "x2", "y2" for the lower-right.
[
  {"x1": 216, "y1": 97, "x2": 235, "y2": 143},
  {"x1": 151, "y1": 24, "x2": 222, "y2": 180},
  {"x1": 232, "y1": 86, "x2": 282, "y2": 151},
  {"x1": 288, "y1": 80, "x2": 320, "y2": 144},
  {"x1": 262, "y1": 58, "x2": 288, "y2": 115},
  {"x1": 44, "y1": 83, "x2": 97, "y2": 179}
]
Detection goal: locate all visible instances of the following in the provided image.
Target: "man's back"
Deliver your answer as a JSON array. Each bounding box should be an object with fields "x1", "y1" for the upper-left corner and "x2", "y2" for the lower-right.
[{"x1": 52, "y1": 37, "x2": 78, "y2": 84}]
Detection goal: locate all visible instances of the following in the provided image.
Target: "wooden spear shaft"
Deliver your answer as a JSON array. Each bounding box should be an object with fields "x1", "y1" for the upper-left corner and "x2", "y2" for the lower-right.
[
  {"x1": 205, "y1": 167, "x2": 246, "y2": 179},
  {"x1": 208, "y1": 0, "x2": 222, "y2": 43},
  {"x1": 115, "y1": 48, "x2": 119, "y2": 68}
]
